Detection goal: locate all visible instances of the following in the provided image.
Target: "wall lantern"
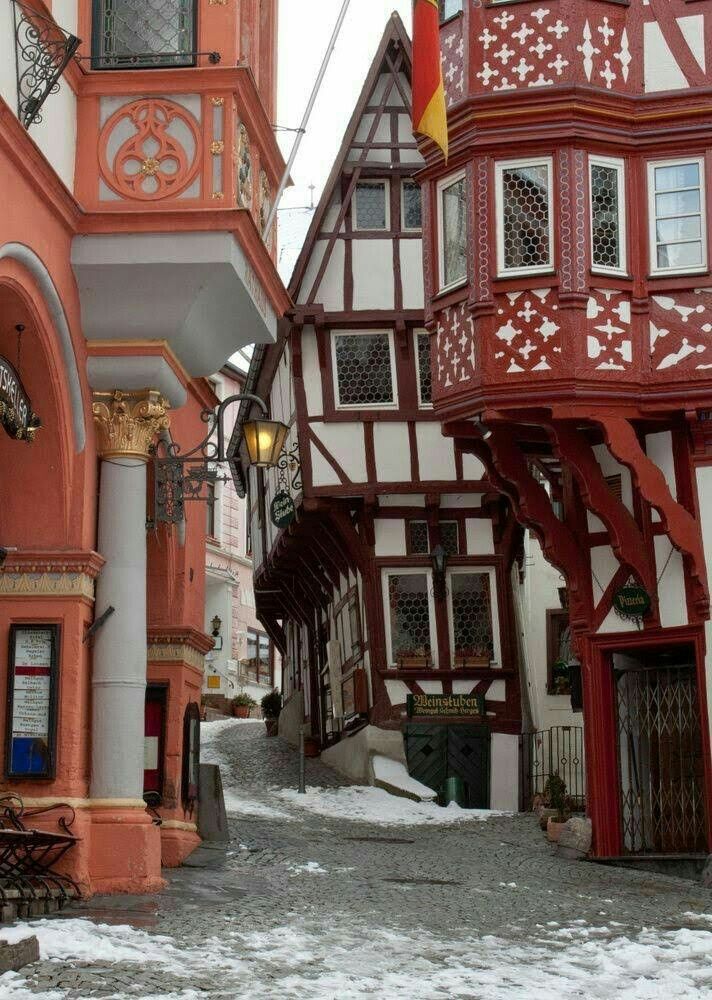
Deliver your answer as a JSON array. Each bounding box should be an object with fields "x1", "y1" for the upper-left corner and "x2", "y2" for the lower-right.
[
  {"x1": 243, "y1": 418, "x2": 289, "y2": 468},
  {"x1": 211, "y1": 615, "x2": 222, "y2": 636},
  {"x1": 431, "y1": 544, "x2": 447, "y2": 600}
]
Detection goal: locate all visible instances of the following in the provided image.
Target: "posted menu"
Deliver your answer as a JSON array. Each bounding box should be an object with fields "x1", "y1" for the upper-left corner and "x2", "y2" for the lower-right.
[{"x1": 9, "y1": 626, "x2": 55, "y2": 775}]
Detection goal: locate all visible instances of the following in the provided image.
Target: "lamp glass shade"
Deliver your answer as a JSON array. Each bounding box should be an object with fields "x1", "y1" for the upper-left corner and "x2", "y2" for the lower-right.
[
  {"x1": 211, "y1": 615, "x2": 222, "y2": 636},
  {"x1": 243, "y1": 418, "x2": 289, "y2": 467},
  {"x1": 431, "y1": 544, "x2": 447, "y2": 575}
]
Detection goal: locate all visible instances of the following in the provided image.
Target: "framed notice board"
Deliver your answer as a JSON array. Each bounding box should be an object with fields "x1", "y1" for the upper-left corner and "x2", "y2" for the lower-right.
[{"x1": 5, "y1": 624, "x2": 60, "y2": 779}]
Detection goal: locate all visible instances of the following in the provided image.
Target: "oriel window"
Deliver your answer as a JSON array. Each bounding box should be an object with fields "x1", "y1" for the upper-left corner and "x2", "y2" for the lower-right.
[
  {"x1": 648, "y1": 158, "x2": 707, "y2": 275},
  {"x1": 92, "y1": 0, "x2": 196, "y2": 69},
  {"x1": 590, "y1": 156, "x2": 626, "y2": 274},
  {"x1": 496, "y1": 158, "x2": 553, "y2": 275}
]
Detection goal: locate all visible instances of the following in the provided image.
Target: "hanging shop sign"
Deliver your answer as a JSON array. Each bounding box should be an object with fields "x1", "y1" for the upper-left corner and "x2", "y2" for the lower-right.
[
  {"x1": 0, "y1": 356, "x2": 41, "y2": 442},
  {"x1": 5, "y1": 625, "x2": 59, "y2": 778},
  {"x1": 612, "y1": 585, "x2": 652, "y2": 622},
  {"x1": 270, "y1": 489, "x2": 296, "y2": 529},
  {"x1": 407, "y1": 692, "x2": 485, "y2": 719}
]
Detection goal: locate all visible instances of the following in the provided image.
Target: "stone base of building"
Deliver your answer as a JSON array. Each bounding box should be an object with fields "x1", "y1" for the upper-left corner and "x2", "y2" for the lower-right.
[
  {"x1": 89, "y1": 805, "x2": 165, "y2": 894},
  {"x1": 320, "y1": 725, "x2": 408, "y2": 784},
  {"x1": 160, "y1": 824, "x2": 201, "y2": 868}
]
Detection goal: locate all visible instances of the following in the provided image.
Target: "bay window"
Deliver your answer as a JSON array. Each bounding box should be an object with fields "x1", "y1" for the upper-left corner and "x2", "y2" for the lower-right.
[
  {"x1": 495, "y1": 157, "x2": 553, "y2": 275},
  {"x1": 648, "y1": 157, "x2": 707, "y2": 275},
  {"x1": 590, "y1": 156, "x2": 626, "y2": 275},
  {"x1": 438, "y1": 171, "x2": 467, "y2": 291},
  {"x1": 415, "y1": 331, "x2": 432, "y2": 406}
]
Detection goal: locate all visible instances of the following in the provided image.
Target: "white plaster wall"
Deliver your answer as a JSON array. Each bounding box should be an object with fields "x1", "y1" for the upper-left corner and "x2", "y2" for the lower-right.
[
  {"x1": 297, "y1": 240, "x2": 327, "y2": 304},
  {"x1": 646, "y1": 431, "x2": 677, "y2": 523},
  {"x1": 490, "y1": 733, "x2": 519, "y2": 812},
  {"x1": 644, "y1": 17, "x2": 704, "y2": 93},
  {"x1": 380, "y1": 494, "x2": 425, "y2": 506},
  {"x1": 442, "y1": 493, "x2": 480, "y2": 508},
  {"x1": 301, "y1": 327, "x2": 323, "y2": 416},
  {"x1": 465, "y1": 518, "x2": 494, "y2": 555},
  {"x1": 400, "y1": 240, "x2": 424, "y2": 309},
  {"x1": 374, "y1": 519, "x2": 406, "y2": 557},
  {"x1": 310, "y1": 443, "x2": 342, "y2": 487},
  {"x1": 591, "y1": 544, "x2": 619, "y2": 609},
  {"x1": 654, "y1": 535, "x2": 687, "y2": 628},
  {"x1": 418, "y1": 681, "x2": 443, "y2": 694},
  {"x1": 416, "y1": 424, "x2": 456, "y2": 480},
  {"x1": 696, "y1": 465, "x2": 712, "y2": 753},
  {"x1": 462, "y1": 453, "x2": 486, "y2": 480},
  {"x1": 374, "y1": 422, "x2": 411, "y2": 482},
  {"x1": 384, "y1": 679, "x2": 410, "y2": 706},
  {"x1": 318, "y1": 239, "x2": 346, "y2": 311},
  {"x1": 311, "y1": 422, "x2": 366, "y2": 481},
  {"x1": 353, "y1": 240, "x2": 394, "y2": 310},
  {"x1": 592, "y1": 444, "x2": 633, "y2": 512}
]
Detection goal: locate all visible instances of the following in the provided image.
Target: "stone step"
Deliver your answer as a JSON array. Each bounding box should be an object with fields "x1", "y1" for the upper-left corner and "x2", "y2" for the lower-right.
[{"x1": 0, "y1": 884, "x2": 78, "y2": 924}]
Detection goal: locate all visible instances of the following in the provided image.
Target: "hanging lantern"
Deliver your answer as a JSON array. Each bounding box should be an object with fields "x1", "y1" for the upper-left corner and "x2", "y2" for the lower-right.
[{"x1": 243, "y1": 418, "x2": 289, "y2": 467}]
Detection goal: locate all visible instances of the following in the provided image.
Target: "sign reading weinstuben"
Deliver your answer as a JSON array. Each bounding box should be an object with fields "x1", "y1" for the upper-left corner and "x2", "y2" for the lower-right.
[
  {"x1": 0, "y1": 355, "x2": 40, "y2": 441},
  {"x1": 407, "y1": 692, "x2": 485, "y2": 718}
]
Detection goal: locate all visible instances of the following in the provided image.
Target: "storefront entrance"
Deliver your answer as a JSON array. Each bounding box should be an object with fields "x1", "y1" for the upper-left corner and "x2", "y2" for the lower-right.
[
  {"x1": 404, "y1": 724, "x2": 490, "y2": 808},
  {"x1": 614, "y1": 646, "x2": 706, "y2": 855}
]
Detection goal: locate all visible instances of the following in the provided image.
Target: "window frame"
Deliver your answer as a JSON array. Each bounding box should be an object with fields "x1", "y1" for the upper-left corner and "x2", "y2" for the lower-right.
[
  {"x1": 495, "y1": 156, "x2": 554, "y2": 277},
  {"x1": 401, "y1": 179, "x2": 423, "y2": 232},
  {"x1": 647, "y1": 155, "x2": 708, "y2": 277},
  {"x1": 589, "y1": 154, "x2": 627, "y2": 276},
  {"x1": 414, "y1": 329, "x2": 433, "y2": 408},
  {"x1": 91, "y1": 0, "x2": 198, "y2": 70},
  {"x1": 437, "y1": 169, "x2": 468, "y2": 293},
  {"x1": 331, "y1": 329, "x2": 399, "y2": 410},
  {"x1": 446, "y1": 566, "x2": 501, "y2": 667},
  {"x1": 546, "y1": 608, "x2": 571, "y2": 696},
  {"x1": 353, "y1": 179, "x2": 391, "y2": 232},
  {"x1": 382, "y1": 567, "x2": 438, "y2": 669}
]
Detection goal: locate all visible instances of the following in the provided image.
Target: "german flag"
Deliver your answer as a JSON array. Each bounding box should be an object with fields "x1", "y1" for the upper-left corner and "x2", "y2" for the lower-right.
[{"x1": 412, "y1": 0, "x2": 448, "y2": 161}]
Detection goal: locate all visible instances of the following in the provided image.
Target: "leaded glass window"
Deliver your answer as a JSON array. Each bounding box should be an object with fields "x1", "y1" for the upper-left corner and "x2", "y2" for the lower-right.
[
  {"x1": 402, "y1": 180, "x2": 422, "y2": 230},
  {"x1": 439, "y1": 173, "x2": 467, "y2": 289},
  {"x1": 408, "y1": 521, "x2": 429, "y2": 555},
  {"x1": 354, "y1": 181, "x2": 388, "y2": 231},
  {"x1": 440, "y1": 0, "x2": 463, "y2": 21},
  {"x1": 590, "y1": 158, "x2": 625, "y2": 273},
  {"x1": 440, "y1": 521, "x2": 459, "y2": 557},
  {"x1": 449, "y1": 572, "x2": 495, "y2": 665},
  {"x1": 92, "y1": 0, "x2": 195, "y2": 69},
  {"x1": 333, "y1": 332, "x2": 396, "y2": 407},
  {"x1": 386, "y1": 573, "x2": 433, "y2": 665},
  {"x1": 416, "y1": 332, "x2": 432, "y2": 405},
  {"x1": 497, "y1": 159, "x2": 552, "y2": 274},
  {"x1": 648, "y1": 159, "x2": 706, "y2": 274}
]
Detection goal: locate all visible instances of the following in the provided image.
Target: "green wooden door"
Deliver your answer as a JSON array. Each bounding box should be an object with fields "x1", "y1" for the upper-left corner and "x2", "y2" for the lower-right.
[{"x1": 404, "y1": 724, "x2": 490, "y2": 808}]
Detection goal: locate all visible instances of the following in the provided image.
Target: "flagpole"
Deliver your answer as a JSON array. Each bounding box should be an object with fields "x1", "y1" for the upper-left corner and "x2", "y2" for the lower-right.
[{"x1": 262, "y1": 0, "x2": 352, "y2": 240}]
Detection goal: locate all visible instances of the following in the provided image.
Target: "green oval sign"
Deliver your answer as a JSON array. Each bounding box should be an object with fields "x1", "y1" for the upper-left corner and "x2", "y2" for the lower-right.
[
  {"x1": 613, "y1": 585, "x2": 651, "y2": 621},
  {"x1": 270, "y1": 490, "x2": 296, "y2": 529}
]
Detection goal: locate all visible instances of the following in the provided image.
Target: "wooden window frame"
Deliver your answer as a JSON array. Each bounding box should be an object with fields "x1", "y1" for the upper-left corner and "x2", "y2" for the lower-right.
[
  {"x1": 446, "y1": 567, "x2": 501, "y2": 668},
  {"x1": 495, "y1": 156, "x2": 554, "y2": 277},
  {"x1": 647, "y1": 155, "x2": 708, "y2": 277},
  {"x1": 353, "y1": 179, "x2": 390, "y2": 232},
  {"x1": 382, "y1": 567, "x2": 438, "y2": 669},
  {"x1": 401, "y1": 179, "x2": 423, "y2": 233},
  {"x1": 5, "y1": 623, "x2": 60, "y2": 780},
  {"x1": 331, "y1": 329, "x2": 399, "y2": 410},
  {"x1": 589, "y1": 154, "x2": 627, "y2": 277},
  {"x1": 437, "y1": 169, "x2": 468, "y2": 293}
]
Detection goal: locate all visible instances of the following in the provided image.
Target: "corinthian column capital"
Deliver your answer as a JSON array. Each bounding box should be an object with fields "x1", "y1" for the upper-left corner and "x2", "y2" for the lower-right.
[{"x1": 92, "y1": 389, "x2": 170, "y2": 461}]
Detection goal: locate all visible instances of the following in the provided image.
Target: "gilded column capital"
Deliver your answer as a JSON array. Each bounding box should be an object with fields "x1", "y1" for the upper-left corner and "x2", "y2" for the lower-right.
[{"x1": 92, "y1": 389, "x2": 170, "y2": 461}]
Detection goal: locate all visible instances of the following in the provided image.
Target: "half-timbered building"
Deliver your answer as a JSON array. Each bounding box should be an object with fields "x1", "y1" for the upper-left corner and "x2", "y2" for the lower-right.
[
  {"x1": 419, "y1": 0, "x2": 712, "y2": 858},
  {"x1": 235, "y1": 13, "x2": 524, "y2": 811}
]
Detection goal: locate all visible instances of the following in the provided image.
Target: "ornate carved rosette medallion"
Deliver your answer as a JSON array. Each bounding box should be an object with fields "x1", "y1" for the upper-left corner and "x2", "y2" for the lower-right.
[
  {"x1": 92, "y1": 389, "x2": 170, "y2": 461},
  {"x1": 98, "y1": 98, "x2": 202, "y2": 201}
]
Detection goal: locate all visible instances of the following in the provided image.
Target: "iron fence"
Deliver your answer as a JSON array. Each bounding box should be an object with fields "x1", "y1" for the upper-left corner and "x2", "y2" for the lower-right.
[{"x1": 519, "y1": 726, "x2": 586, "y2": 812}]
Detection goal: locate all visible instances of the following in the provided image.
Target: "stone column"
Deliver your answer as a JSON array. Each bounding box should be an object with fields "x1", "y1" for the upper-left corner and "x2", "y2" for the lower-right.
[{"x1": 91, "y1": 390, "x2": 169, "y2": 800}]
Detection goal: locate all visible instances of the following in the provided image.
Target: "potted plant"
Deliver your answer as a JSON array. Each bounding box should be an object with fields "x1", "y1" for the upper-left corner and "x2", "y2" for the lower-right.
[
  {"x1": 231, "y1": 693, "x2": 256, "y2": 719},
  {"x1": 261, "y1": 689, "x2": 282, "y2": 737},
  {"x1": 544, "y1": 773, "x2": 570, "y2": 842}
]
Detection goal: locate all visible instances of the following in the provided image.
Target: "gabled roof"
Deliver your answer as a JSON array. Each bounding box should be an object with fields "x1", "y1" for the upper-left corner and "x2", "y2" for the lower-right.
[{"x1": 288, "y1": 10, "x2": 414, "y2": 302}]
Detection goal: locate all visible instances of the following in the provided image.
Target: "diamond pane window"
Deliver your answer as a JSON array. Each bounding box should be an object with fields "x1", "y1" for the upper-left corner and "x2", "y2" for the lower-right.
[
  {"x1": 402, "y1": 180, "x2": 422, "y2": 230},
  {"x1": 333, "y1": 333, "x2": 395, "y2": 407},
  {"x1": 387, "y1": 573, "x2": 433, "y2": 665},
  {"x1": 354, "y1": 181, "x2": 388, "y2": 231},
  {"x1": 440, "y1": 521, "x2": 459, "y2": 557},
  {"x1": 648, "y1": 158, "x2": 706, "y2": 274},
  {"x1": 416, "y1": 332, "x2": 432, "y2": 405},
  {"x1": 497, "y1": 159, "x2": 552, "y2": 274},
  {"x1": 92, "y1": 0, "x2": 195, "y2": 68},
  {"x1": 449, "y1": 572, "x2": 495, "y2": 665},
  {"x1": 590, "y1": 158, "x2": 625, "y2": 273},
  {"x1": 439, "y1": 173, "x2": 467, "y2": 289},
  {"x1": 408, "y1": 520, "x2": 429, "y2": 555}
]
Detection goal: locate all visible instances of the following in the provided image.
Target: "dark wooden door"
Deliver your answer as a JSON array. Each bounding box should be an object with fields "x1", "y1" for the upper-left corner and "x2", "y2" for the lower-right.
[{"x1": 404, "y1": 724, "x2": 490, "y2": 808}]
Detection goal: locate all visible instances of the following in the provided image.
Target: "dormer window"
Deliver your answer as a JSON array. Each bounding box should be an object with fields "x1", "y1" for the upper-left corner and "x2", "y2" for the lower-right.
[
  {"x1": 353, "y1": 180, "x2": 389, "y2": 231},
  {"x1": 92, "y1": 0, "x2": 196, "y2": 69}
]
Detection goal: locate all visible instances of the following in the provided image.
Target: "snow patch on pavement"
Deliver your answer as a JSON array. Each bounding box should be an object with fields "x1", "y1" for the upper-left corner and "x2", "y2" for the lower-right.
[
  {"x1": 286, "y1": 862, "x2": 328, "y2": 876},
  {"x1": 277, "y1": 785, "x2": 509, "y2": 826}
]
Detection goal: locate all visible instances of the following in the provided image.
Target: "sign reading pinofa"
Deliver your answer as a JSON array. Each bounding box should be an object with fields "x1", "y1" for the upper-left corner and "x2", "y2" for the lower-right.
[
  {"x1": 0, "y1": 356, "x2": 40, "y2": 441},
  {"x1": 407, "y1": 692, "x2": 485, "y2": 718},
  {"x1": 613, "y1": 585, "x2": 652, "y2": 622}
]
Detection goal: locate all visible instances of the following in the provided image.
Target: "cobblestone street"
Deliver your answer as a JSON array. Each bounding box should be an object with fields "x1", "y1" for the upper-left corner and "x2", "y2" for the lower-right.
[{"x1": 5, "y1": 720, "x2": 712, "y2": 998}]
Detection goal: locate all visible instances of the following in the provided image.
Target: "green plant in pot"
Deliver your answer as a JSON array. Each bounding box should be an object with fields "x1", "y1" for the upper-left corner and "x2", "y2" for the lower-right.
[
  {"x1": 261, "y1": 689, "x2": 282, "y2": 736},
  {"x1": 231, "y1": 692, "x2": 256, "y2": 719},
  {"x1": 543, "y1": 773, "x2": 569, "y2": 843}
]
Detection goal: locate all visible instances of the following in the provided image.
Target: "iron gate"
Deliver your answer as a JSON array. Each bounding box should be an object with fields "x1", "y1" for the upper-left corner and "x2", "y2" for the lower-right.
[
  {"x1": 519, "y1": 726, "x2": 586, "y2": 811},
  {"x1": 615, "y1": 660, "x2": 706, "y2": 855},
  {"x1": 404, "y1": 725, "x2": 490, "y2": 808}
]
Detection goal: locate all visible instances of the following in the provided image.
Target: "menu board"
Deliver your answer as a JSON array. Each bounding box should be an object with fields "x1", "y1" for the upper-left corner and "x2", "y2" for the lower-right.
[{"x1": 7, "y1": 625, "x2": 58, "y2": 777}]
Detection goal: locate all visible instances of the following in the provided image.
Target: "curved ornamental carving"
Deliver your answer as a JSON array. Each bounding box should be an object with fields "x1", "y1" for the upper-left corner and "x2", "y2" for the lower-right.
[
  {"x1": 99, "y1": 99, "x2": 201, "y2": 201},
  {"x1": 236, "y1": 122, "x2": 253, "y2": 208}
]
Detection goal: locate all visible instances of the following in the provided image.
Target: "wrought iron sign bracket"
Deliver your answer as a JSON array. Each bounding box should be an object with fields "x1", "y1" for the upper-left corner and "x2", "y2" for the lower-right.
[
  {"x1": 12, "y1": 0, "x2": 81, "y2": 129},
  {"x1": 152, "y1": 392, "x2": 267, "y2": 526}
]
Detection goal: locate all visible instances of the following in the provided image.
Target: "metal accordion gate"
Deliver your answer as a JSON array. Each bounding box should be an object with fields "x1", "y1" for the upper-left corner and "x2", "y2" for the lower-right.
[{"x1": 615, "y1": 659, "x2": 707, "y2": 855}]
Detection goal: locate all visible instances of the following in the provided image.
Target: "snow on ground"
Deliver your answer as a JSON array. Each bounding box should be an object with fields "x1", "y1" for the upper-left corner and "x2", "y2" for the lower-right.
[
  {"x1": 2, "y1": 915, "x2": 712, "y2": 999},
  {"x1": 278, "y1": 785, "x2": 509, "y2": 826},
  {"x1": 371, "y1": 754, "x2": 437, "y2": 801}
]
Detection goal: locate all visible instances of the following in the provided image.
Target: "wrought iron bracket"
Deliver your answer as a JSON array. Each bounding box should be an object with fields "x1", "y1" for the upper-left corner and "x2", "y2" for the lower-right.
[
  {"x1": 12, "y1": 0, "x2": 80, "y2": 129},
  {"x1": 153, "y1": 392, "x2": 266, "y2": 525}
]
